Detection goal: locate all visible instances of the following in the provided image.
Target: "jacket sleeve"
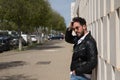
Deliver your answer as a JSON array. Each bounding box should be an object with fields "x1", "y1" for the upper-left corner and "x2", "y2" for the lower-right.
[
  {"x1": 75, "y1": 40, "x2": 98, "y2": 75},
  {"x1": 65, "y1": 28, "x2": 76, "y2": 44}
]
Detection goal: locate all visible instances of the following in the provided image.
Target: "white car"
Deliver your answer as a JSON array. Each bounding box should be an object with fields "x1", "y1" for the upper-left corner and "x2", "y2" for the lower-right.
[{"x1": 30, "y1": 35, "x2": 37, "y2": 42}]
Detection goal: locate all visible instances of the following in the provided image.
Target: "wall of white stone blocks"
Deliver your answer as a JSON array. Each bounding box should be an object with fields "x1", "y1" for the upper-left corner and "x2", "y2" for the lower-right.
[
  {"x1": 115, "y1": 8, "x2": 120, "y2": 69},
  {"x1": 73, "y1": 0, "x2": 120, "y2": 79}
]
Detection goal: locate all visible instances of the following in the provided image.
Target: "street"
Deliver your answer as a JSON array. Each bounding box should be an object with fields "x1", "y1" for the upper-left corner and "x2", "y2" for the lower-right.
[{"x1": 0, "y1": 40, "x2": 73, "y2": 80}]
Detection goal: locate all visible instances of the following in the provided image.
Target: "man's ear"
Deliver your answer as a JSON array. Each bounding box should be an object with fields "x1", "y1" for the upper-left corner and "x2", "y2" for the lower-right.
[{"x1": 83, "y1": 25, "x2": 86, "y2": 30}]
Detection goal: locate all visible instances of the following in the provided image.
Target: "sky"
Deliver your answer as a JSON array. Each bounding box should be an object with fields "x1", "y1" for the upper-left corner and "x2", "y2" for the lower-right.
[{"x1": 48, "y1": 0, "x2": 74, "y2": 27}]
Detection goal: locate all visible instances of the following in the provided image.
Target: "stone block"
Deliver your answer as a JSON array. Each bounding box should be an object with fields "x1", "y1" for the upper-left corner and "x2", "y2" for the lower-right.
[
  {"x1": 93, "y1": 0, "x2": 96, "y2": 21},
  {"x1": 91, "y1": 0, "x2": 94, "y2": 22},
  {"x1": 97, "y1": 19, "x2": 102, "y2": 57},
  {"x1": 103, "y1": 16, "x2": 108, "y2": 61},
  {"x1": 104, "y1": 61, "x2": 107, "y2": 80},
  {"x1": 95, "y1": 21, "x2": 99, "y2": 47},
  {"x1": 106, "y1": 63, "x2": 113, "y2": 80},
  {"x1": 106, "y1": 0, "x2": 110, "y2": 14},
  {"x1": 115, "y1": 8, "x2": 120, "y2": 69},
  {"x1": 101, "y1": 59, "x2": 106, "y2": 80},
  {"x1": 106, "y1": 0, "x2": 114, "y2": 13},
  {"x1": 100, "y1": 0, "x2": 104, "y2": 17},
  {"x1": 96, "y1": 0, "x2": 100, "y2": 20},
  {"x1": 97, "y1": 58, "x2": 102, "y2": 80},
  {"x1": 101, "y1": 18, "x2": 104, "y2": 58},
  {"x1": 109, "y1": 12, "x2": 116, "y2": 67},
  {"x1": 106, "y1": 15, "x2": 110, "y2": 63},
  {"x1": 114, "y1": 0, "x2": 120, "y2": 9},
  {"x1": 111, "y1": 0, "x2": 114, "y2": 12},
  {"x1": 104, "y1": 0, "x2": 107, "y2": 16},
  {"x1": 115, "y1": 69, "x2": 120, "y2": 80},
  {"x1": 92, "y1": 22, "x2": 96, "y2": 39}
]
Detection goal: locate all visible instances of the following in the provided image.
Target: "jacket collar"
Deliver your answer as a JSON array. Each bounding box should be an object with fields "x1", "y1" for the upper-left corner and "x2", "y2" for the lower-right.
[{"x1": 77, "y1": 31, "x2": 90, "y2": 45}]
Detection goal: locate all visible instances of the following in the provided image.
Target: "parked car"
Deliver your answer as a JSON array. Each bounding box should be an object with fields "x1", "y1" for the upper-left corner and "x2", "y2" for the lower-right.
[
  {"x1": 10, "y1": 36, "x2": 19, "y2": 49},
  {"x1": 21, "y1": 34, "x2": 29, "y2": 45},
  {"x1": 48, "y1": 35, "x2": 64, "y2": 40},
  {"x1": 30, "y1": 35, "x2": 37, "y2": 42},
  {"x1": 0, "y1": 38, "x2": 4, "y2": 53},
  {"x1": 0, "y1": 35, "x2": 11, "y2": 51}
]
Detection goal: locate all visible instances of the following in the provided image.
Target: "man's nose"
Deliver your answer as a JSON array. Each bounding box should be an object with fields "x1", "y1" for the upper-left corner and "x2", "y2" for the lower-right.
[{"x1": 74, "y1": 29, "x2": 78, "y2": 32}]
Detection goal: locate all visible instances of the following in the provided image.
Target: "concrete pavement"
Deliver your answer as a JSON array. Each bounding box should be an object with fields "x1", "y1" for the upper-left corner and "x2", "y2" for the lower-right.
[{"x1": 0, "y1": 40, "x2": 73, "y2": 80}]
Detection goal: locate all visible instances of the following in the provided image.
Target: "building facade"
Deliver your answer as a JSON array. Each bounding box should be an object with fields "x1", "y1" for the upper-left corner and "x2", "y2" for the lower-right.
[
  {"x1": 72, "y1": 0, "x2": 120, "y2": 80},
  {"x1": 71, "y1": 2, "x2": 75, "y2": 21}
]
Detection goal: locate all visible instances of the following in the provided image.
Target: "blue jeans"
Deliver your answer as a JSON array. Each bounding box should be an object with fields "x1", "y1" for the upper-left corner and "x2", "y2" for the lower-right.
[{"x1": 70, "y1": 74, "x2": 91, "y2": 80}]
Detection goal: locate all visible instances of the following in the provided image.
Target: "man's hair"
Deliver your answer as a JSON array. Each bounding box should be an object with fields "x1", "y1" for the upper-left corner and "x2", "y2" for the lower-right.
[{"x1": 72, "y1": 17, "x2": 86, "y2": 26}]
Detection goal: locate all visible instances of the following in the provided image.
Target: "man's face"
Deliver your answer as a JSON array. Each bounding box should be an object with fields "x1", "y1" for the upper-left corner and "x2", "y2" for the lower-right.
[{"x1": 72, "y1": 22, "x2": 84, "y2": 37}]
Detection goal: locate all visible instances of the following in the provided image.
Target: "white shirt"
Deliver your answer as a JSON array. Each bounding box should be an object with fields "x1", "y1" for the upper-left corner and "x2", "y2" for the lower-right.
[{"x1": 77, "y1": 32, "x2": 89, "y2": 45}]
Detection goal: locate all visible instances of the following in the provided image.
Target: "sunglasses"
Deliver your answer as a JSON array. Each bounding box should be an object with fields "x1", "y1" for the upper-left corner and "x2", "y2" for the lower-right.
[{"x1": 72, "y1": 26, "x2": 80, "y2": 31}]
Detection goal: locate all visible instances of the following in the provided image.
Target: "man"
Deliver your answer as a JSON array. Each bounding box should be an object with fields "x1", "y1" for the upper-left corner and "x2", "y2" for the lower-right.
[{"x1": 65, "y1": 17, "x2": 98, "y2": 80}]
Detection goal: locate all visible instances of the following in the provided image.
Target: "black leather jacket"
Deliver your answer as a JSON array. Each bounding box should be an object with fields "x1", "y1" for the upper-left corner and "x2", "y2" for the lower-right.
[{"x1": 65, "y1": 29, "x2": 98, "y2": 76}]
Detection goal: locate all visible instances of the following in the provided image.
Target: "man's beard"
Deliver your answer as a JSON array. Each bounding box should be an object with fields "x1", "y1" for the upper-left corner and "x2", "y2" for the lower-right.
[{"x1": 76, "y1": 31, "x2": 84, "y2": 38}]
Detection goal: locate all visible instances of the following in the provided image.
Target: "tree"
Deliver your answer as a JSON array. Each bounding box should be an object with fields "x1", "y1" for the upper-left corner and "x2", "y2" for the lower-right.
[
  {"x1": 0, "y1": 0, "x2": 53, "y2": 50},
  {"x1": 47, "y1": 10, "x2": 66, "y2": 33},
  {"x1": 0, "y1": 0, "x2": 66, "y2": 50},
  {"x1": 0, "y1": 0, "x2": 30, "y2": 50}
]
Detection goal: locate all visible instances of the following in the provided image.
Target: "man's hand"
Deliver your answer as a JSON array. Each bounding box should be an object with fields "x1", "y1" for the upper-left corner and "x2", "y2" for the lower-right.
[
  {"x1": 68, "y1": 22, "x2": 73, "y2": 31},
  {"x1": 72, "y1": 70, "x2": 76, "y2": 75}
]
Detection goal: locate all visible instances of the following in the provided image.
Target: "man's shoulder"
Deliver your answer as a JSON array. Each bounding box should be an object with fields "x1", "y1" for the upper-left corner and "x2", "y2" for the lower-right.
[{"x1": 85, "y1": 35, "x2": 96, "y2": 45}]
